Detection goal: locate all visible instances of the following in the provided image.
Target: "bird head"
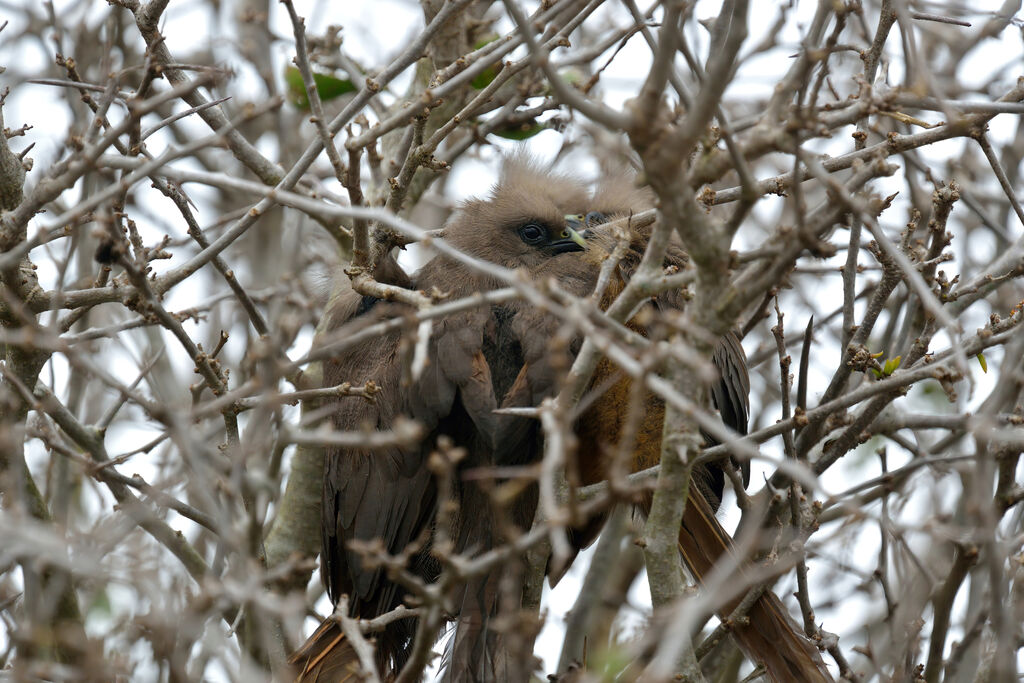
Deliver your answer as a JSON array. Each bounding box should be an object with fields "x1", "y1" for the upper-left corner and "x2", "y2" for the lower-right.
[
  {"x1": 441, "y1": 156, "x2": 656, "y2": 291},
  {"x1": 443, "y1": 157, "x2": 592, "y2": 272}
]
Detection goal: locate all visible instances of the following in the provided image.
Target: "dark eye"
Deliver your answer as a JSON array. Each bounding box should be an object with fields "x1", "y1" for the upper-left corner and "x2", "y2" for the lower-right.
[{"x1": 518, "y1": 223, "x2": 546, "y2": 244}]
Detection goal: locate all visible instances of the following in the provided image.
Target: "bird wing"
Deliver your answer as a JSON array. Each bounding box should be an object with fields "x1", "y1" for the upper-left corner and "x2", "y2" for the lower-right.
[
  {"x1": 438, "y1": 306, "x2": 574, "y2": 676},
  {"x1": 615, "y1": 230, "x2": 751, "y2": 487},
  {"x1": 320, "y1": 294, "x2": 546, "y2": 636},
  {"x1": 710, "y1": 331, "x2": 750, "y2": 436},
  {"x1": 320, "y1": 309, "x2": 440, "y2": 617},
  {"x1": 710, "y1": 330, "x2": 751, "y2": 487}
]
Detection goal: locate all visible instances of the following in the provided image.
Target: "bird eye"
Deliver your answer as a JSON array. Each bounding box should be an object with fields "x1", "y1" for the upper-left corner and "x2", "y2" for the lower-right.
[{"x1": 518, "y1": 223, "x2": 546, "y2": 244}]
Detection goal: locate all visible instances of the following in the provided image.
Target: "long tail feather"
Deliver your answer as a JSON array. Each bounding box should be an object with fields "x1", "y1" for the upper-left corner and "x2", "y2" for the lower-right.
[
  {"x1": 678, "y1": 491, "x2": 834, "y2": 683},
  {"x1": 441, "y1": 572, "x2": 505, "y2": 683},
  {"x1": 290, "y1": 619, "x2": 362, "y2": 683}
]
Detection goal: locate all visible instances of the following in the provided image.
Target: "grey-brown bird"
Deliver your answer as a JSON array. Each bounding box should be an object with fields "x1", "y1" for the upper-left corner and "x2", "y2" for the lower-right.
[{"x1": 290, "y1": 159, "x2": 831, "y2": 683}]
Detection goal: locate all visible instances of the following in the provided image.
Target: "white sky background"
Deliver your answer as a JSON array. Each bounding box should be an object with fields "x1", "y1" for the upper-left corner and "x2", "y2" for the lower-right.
[{"x1": 3, "y1": 0, "x2": 1023, "y2": 680}]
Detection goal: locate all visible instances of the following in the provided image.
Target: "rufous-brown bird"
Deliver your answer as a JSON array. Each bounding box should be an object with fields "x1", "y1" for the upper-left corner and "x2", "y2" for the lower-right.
[{"x1": 290, "y1": 158, "x2": 831, "y2": 683}]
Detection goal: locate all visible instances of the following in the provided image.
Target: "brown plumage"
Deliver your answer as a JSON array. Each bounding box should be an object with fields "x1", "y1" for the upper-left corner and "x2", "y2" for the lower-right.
[{"x1": 290, "y1": 158, "x2": 830, "y2": 683}]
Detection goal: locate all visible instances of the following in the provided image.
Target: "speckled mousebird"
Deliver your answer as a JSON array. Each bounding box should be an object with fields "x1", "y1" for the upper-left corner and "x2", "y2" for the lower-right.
[{"x1": 290, "y1": 158, "x2": 832, "y2": 683}]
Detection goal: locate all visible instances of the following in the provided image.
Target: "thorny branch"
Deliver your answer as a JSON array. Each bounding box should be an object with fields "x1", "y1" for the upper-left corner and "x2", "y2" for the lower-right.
[{"x1": 2, "y1": 1, "x2": 1023, "y2": 682}]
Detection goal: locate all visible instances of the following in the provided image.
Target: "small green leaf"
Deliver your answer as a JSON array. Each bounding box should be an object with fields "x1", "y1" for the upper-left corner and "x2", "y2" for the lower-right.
[
  {"x1": 977, "y1": 352, "x2": 988, "y2": 373},
  {"x1": 491, "y1": 120, "x2": 545, "y2": 140},
  {"x1": 560, "y1": 69, "x2": 584, "y2": 86},
  {"x1": 88, "y1": 587, "x2": 112, "y2": 617},
  {"x1": 473, "y1": 35, "x2": 499, "y2": 51},
  {"x1": 471, "y1": 64, "x2": 501, "y2": 90},
  {"x1": 470, "y1": 36, "x2": 502, "y2": 90},
  {"x1": 882, "y1": 355, "x2": 902, "y2": 376},
  {"x1": 284, "y1": 66, "x2": 356, "y2": 109},
  {"x1": 591, "y1": 643, "x2": 632, "y2": 679}
]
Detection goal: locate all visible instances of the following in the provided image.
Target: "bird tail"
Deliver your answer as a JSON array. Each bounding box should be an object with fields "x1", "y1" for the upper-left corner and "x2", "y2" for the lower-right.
[
  {"x1": 289, "y1": 618, "x2": 362, "y2": 683},
  {"x1": 678, "y1": 490, "x2": 833, "y2": 683},
  {"x1": 440, "y1": 571, "x2": 505, "y2": 683}
]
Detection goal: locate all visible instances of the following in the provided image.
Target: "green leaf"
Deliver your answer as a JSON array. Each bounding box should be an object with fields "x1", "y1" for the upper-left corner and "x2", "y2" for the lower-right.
[
  {"x1": 977, "y1": 352, "x2": 988, "y2": 373},
  {"x1": 470, "y1": 36, "x2": 502, "y2": 90},
  {"x1": 491, "y1": 120, "x2": 545, "y2": 140},
  {"x1": 284, "y1": 66, "x2": 356, "y2": 110},
  {"x1": 590, "y1": 643, "x2": 632, "y2": 680},
  {"x1": 471, "y1": 64, "x2": 501, "y2": 90},
  {"x1": 87, "y1": 587, "x2": 112, "y2": 617},
  {"x1": 473, "y1": 35, "x2": 499, "y2": 51},
  {"x1": 870, "y1": 354, "x2": 901, "y2": 378},
  {"x1": 560, "y1": 68, "x2": 584, "y2": 87}
]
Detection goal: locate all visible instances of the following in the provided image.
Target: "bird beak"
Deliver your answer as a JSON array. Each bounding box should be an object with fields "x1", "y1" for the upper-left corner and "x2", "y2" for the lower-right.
[
  {"x1": 548, "y1": 218, "x2": 588, "y2": 254},
  {"x1": 564, "y1": 214, "x2": 586, "y2": 233},
  {"x1": 565, "y1": 228, "x2": 589, "y2": 249},
  {"x1": 564, "y1": 212, "x2": 608, "y2": 240},
  {"x1": 564, "y1": 225, "x2": 588, "y2": 249}
]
